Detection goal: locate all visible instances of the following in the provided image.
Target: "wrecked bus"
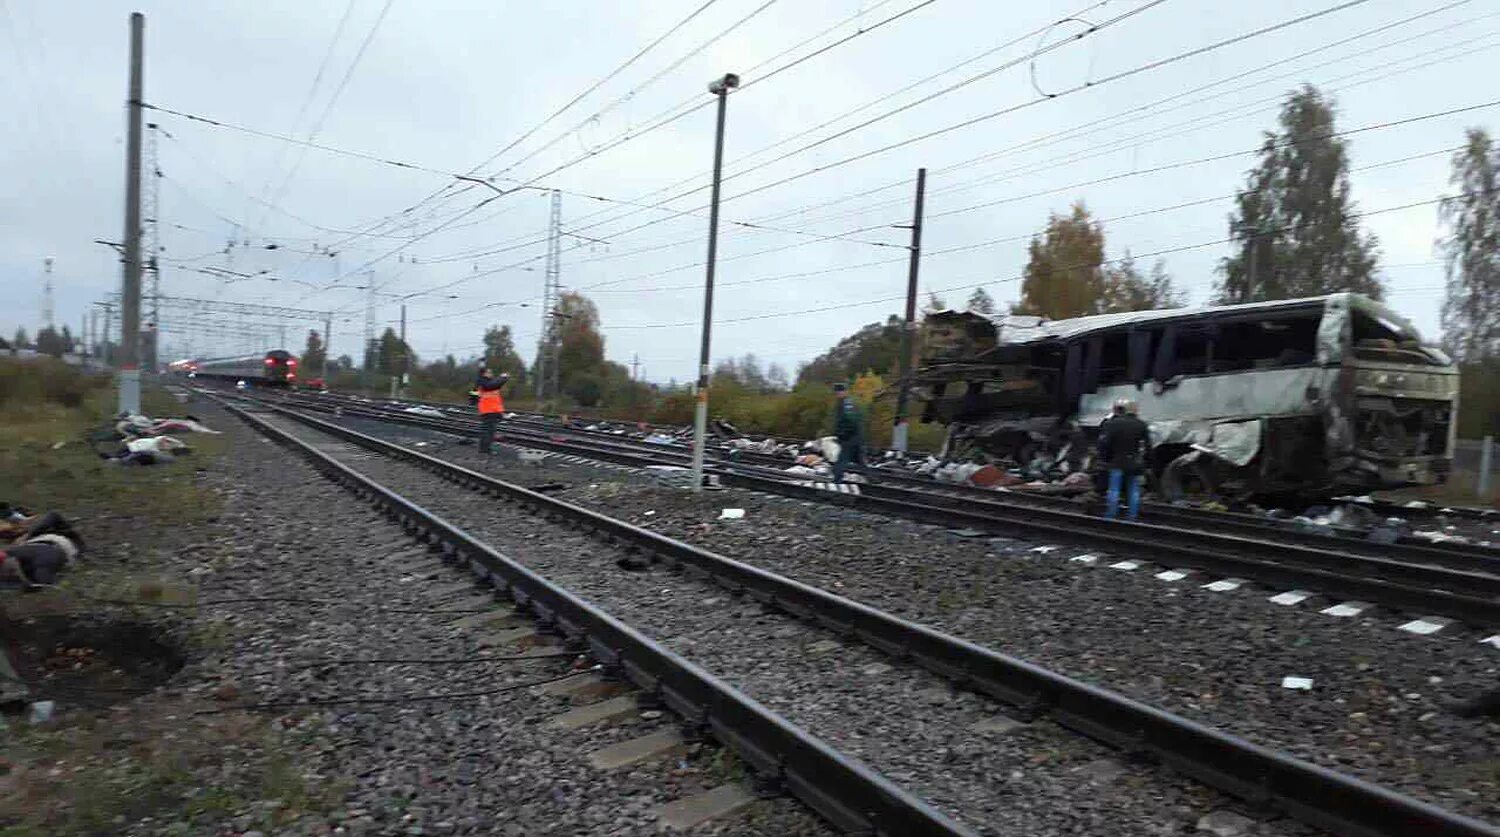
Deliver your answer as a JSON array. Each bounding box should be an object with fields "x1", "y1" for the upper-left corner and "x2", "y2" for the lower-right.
[{"x1": 913, "y1": 293, "x2": 1457, "y2": 496}]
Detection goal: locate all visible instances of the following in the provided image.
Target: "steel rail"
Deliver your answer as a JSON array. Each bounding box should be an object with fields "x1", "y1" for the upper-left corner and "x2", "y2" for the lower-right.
[
  {"x1": 245, "y1": 398, "x2": 1500, "y2": 837},
  {"x1": 266, "y1": 394, "x2": 1500, "y2": 626},
  {"x1": 216, "y1": 397, "x2": 973, "y2": 836},
  {"x1": 283, "y1": 388, "x2": 1500, "y2": 563}
]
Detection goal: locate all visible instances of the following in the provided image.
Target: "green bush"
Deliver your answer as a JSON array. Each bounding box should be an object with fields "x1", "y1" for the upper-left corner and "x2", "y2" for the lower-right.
[{"x1": 0, "y1": 357, "x2": 95, "y2": 411}]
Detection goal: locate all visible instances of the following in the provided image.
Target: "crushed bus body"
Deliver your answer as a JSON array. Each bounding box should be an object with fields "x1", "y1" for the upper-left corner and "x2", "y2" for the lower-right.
[{"x1": 913, "y1": 293, "x2": 1457, "y2": 497}]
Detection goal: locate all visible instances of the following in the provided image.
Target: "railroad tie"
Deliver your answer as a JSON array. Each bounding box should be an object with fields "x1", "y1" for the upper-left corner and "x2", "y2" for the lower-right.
[
  {"x1": 656, "y1": 783, "x2": 758, "y2": 832},
  {"x1": 587, "y1": 727, "x2": 687, "y2": 771}
]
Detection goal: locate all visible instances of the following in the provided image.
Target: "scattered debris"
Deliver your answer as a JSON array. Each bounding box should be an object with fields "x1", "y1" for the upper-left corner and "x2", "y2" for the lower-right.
[
  {"x1": 1281, "y1": 676, "x2": 1314, "y2": 691},
  {"x1": 28, "y1": 700, "x2": 56, "y2": 724},
  {"x1": 718, "y1": 508, "x2": 746, "y2": 520}
]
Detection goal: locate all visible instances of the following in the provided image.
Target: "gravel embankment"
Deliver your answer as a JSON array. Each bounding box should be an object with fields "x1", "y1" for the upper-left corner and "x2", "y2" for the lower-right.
[
  {"x1": 182, "y1": 405, "x2": 830, "y2": 836},
  {"x1": 284, "y1": 414, "x2": 1320, "y2": 836},
  {"x1": 318, "y1": 413, "x2": 1500, "y2": 824}
]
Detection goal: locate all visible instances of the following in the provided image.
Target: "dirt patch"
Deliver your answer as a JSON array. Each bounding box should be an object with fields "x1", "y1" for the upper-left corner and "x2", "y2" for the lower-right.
[{"x1": 3, "y1": 614, "x2": 185, "y2": 708}]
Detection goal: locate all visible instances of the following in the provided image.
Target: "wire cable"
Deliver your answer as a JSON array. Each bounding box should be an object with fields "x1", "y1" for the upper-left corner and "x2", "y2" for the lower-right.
[
  {"x1": 600, "y1": 193, "x2": 1466, "y2": 330},
  {"x1": 393, "y1": 0, "x2": 1379, "y2": 306},
  {"x1": 468, "y1": 0, "x2": 723, "y2": 175},
  {"x1": 260, "y1": 0, "x2": 399, "y2": 221},
  {"x1": 250, "y1": 0, "x2": 360, "y2": 228}
]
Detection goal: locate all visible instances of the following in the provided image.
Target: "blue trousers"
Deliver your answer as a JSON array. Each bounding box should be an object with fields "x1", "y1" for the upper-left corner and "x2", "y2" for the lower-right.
[{"x1": 1104, "y1": 468, "x2": 1142, "y2": 520}]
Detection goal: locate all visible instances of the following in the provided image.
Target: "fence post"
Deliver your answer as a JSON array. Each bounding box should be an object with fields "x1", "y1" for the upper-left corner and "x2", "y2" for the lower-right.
[{"x1": 1479, "y1": 435, "x2": 1494, "y2": 499}]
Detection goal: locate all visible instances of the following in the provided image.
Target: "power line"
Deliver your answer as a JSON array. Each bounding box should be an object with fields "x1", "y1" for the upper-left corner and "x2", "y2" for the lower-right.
[
  {"x1": 144, "y1": 102, "x2": 454, "y2": 177},
  {"x1": 374, "y1": 0, "x2": 911, "y2": 248},
  {"x1": 705, "y1": 0, "x2": 1379, "y2": 212},
  {"x1": 250, "y1": 0, "x2": 359, "y2": 228},
  {"x1": 153, "y1": 0, "x2": 946, "y2": 286},
  {"x1": 492, "y1": 0, "x2": 779, "y2": 179},
  {"x1": 371, "y1": 90, "x2": 1493, "y2": 318},
  {"x1": 464, "y1": 0, "x2": 723, "y2": 177},
  {"x1": 294, "y1": 0, "x2": 768, "y2": 271},
  {"x1": 260, "y1": 0, "x2": 399, "y2": 219},
  {"x1": 601, "y1": 193, "x2": 1462, "y2": 330},
  {"x1": 754, "y1": 4, "x2": 1497, "y2": 231},
  {"x1": 397, "y1": 0, "x2": 1383, "y2": 301},
  {"x1": 555, "y1": 142, "x2": 1465, "y2": 300},
  {"x1": 494, "y1": 0, "x2": 1125, "y2": 271},
  {"x1": 448, "y1": 82, "x2": 1487, "y2": 310},
  {"x1": 529, "y1": 1, "x2": 1490, "y2": 268}
]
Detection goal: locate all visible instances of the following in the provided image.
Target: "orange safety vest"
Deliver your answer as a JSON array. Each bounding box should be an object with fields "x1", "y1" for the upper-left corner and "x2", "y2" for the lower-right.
[{"x1": 478, "y1": 388, "x2": 504, "y2": 414}]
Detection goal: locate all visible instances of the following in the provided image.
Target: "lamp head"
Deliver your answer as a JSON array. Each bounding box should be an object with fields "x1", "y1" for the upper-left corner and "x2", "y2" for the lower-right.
[{"x1": 708, "y1": 73, "x2": 740, "y2": 95}]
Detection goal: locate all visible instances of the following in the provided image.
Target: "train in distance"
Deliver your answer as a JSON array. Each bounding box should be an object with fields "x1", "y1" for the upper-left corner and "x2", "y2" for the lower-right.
[{"x1": 169, "y1": 350, "x2": 312, "y2": 388}]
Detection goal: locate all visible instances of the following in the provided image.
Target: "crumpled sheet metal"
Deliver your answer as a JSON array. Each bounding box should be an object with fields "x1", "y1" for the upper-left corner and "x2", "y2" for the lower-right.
[{"x1": 1080, "y1": 365, "x2": 1333, "y2": 429}]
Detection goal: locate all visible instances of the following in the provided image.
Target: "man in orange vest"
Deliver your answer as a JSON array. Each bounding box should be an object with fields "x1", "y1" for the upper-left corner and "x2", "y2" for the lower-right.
[{"x1": 475, "y1": 367, "x2": 509, "y2": 455}]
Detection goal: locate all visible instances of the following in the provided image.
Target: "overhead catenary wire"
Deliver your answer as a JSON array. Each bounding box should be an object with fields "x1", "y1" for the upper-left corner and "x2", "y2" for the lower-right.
[
  {"x1": 355, "y1": 0, "x2": 915, "y2": 249},
  {"x1": 320, "y1": 0, "x2": 949, "y2": 291},
  {"x1": 257, "y1": 0, "x2": 399, "y2": 225},
  {"x1": 413, "y1": 95, "x2": 1489, "y2": 316},
  {"x1": 491, "y1": 0, "x2": 780, "y2": 179},
  {"x1": 598, "y1": 193, "x2": 1470, "y2": 330},
  {"x1": 544, "y1": 142, "x2": 1468, "y2": 301},
  {"x1": 386, "y1": 0, "x2": 1381, "y2": 308},
  {"x1": 433, "y1": 0, "x2": 1487, "y2": 274},
  {"x1": 416, "y1": 0, "x2": 1127, "y2": 269},
  {"x1": 249, "y1": 0, "x2": 360, "y2": 229},
  {"x1": 466, "y1": 0, "x2": 724, "y2": 176}
]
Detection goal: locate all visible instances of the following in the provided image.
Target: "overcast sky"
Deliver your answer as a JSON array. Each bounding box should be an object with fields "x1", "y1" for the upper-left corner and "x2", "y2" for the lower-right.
[{"x1": 2, "y1": 0, "x2": 1495, "y2": 382}]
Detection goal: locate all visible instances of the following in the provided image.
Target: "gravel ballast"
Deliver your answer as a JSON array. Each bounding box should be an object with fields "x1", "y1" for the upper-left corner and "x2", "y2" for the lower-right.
[
  {"x1": 176, "y1": 405, "x2": 830, "y2": 836},
  {"x1": 271, "y1": 412, "x2": 1335, "y2": 836},
  {"x1": 318, "y1": 411, "x2": 1500, "y2": 825}
]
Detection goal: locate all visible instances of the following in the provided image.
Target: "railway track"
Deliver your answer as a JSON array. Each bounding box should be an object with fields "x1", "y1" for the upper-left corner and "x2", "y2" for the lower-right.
[
  {"x1": 217, "y1": 396, "x2": 1500, "y2": 837},
  {"x1": 216, "y1": 394, "x2": 1500, "y2": 837},
  {"x1": 284, "y1": 388, "x2": 1500, "y2": 548},
  {"x1": 246, "y1": 390, "x2": 1500, "y2": 629},
  {"x1": 284, "y1": 387, "x2": 1500, "y2": 524}
]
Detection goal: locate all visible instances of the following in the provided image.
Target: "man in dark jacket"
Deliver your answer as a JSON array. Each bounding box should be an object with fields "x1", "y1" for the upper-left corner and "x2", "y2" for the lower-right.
[
  {"x1": 831, "y1": 382, "x2": 865, "y2": 483},
  {"x1": 1097, "y1": 398, "x2": 1150, "y2": 520}
]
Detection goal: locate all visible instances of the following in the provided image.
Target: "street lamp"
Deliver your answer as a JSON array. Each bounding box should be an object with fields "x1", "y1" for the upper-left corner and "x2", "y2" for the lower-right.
[{"x1": 689, "y1": 72, "x2": 739, "y2": 492}]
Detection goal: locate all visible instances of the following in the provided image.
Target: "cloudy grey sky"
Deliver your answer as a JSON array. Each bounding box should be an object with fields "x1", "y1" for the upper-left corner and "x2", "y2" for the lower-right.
[{"x1": 2, "y1": 0, "x2": 1495, "y2": 382}]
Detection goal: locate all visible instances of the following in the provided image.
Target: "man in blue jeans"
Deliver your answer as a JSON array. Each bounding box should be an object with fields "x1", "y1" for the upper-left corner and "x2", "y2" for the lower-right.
[{"x1": 1096, "y1": 398, "x2": 1151, "y2": 521}]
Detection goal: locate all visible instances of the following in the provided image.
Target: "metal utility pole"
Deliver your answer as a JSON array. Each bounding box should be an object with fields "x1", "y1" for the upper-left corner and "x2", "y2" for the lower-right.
[
  {"x1": 362, "y1": 272, "x2": 376, "y2": 390},
  {"x1": 631, "y1": 353, "x2": 639, "y2": 381},
  {"x1": 41, "y1": 258, "x2": 55, "y2": 329},
  {"x1": 393, "y1": 303, "x2": 407, "y2": 397},
  {"x1": 892, "y1": 167, "x2": 927, "y2": 454},
  {"x1": 98, "y1": 301, "x2": 116, "y2": 365},
  {"x1": 143, "y1": 122, "x2": 162, "y2": 373},
  {"x1": 322, "y1": 313, "x2": 333, "y2": 383},
  {"x1": 536, "y1": 189, "x2": 563, "y2": 400},
  {"x1": 118, "y1": 12, "x2": 145, "y2": 414},
  {"x1": 689, "y1": 72, "x2": 739, "y2": 492}
]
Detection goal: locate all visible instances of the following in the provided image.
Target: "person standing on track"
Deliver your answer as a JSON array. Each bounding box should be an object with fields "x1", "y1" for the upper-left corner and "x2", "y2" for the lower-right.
[
  {"x1": 1096, "y1": 398, "x2": 1151, "y2": 521},
  {"x1": 830, "y1": 382, "x2": 865, "y2": 483},
  {"x1": 475, "y1": 367, "x2": 509, "y2": 456}
]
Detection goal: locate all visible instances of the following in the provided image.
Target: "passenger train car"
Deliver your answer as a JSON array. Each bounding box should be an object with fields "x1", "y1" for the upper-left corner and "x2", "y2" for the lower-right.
[
  {"x1": 914, "y1": 293, "x2": 1458, "y2": 496},
  {"x1": 187, "y1": 350, "x2": 299, "y2": 388}
]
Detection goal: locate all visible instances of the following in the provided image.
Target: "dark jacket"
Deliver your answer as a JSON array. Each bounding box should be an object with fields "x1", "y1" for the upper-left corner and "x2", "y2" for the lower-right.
[
  {"x1": 476, "y1": 374, "x2": 507, "y2": 393},
  {"x1": 1097, "y1": 413, "x2": 1151, "y2": 472},
  {"x1": 833, "y1": 398, "x2": 863, "y2": 443}
]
